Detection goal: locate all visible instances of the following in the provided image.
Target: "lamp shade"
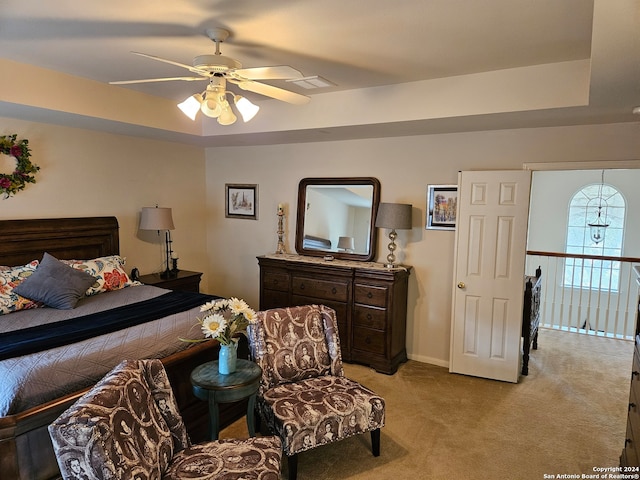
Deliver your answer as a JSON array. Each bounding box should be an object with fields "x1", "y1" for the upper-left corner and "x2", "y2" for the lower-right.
[
  {"x1": 234, "y1": 95, "x2": 260, "y2": 122},
  {"x1": 375, "y1": 203, "x2": 412, "y2": 230},
  {"x1": 140, "y1": 207, "x2": 175, "y2": 231},
  {"x1": 200, "y1": 96, "x2": 222, "y2": 118},
  {"x1": 217, "y1": 105, "x2": 237, "y2": 125},
  {"x1": 177, "y1": 94, "x2": 202, "y2": 121},
  {"x1": 337, "y1": 236, "x2": 355, "y2": 250}
]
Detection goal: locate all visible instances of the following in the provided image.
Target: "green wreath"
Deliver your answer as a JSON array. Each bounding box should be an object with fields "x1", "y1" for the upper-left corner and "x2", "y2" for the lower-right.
[{"x1": 0, "y1": 134, "x2": 39, "y2": 199}]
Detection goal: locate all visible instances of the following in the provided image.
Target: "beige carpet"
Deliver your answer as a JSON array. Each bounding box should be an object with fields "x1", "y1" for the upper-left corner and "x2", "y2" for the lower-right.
[{"x1": 221, "y1": 328, "x2": 634, "y2": 479}]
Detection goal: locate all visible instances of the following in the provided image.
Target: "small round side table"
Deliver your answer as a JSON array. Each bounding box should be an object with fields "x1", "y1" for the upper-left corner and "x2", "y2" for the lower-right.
[{"x1": 190, "y1": 358, "x2": 262, "y2": 440}]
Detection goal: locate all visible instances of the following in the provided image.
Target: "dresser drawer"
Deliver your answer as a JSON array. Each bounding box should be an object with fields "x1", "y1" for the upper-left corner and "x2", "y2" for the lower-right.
[
  {"x1": 292, "y1": 276, "x2": 349, "y2": 302},
  {"x1": 627, "y1": 355, "x2": 640, "y2": 439},
  {"x1": 632, "y1": 352, "x2": 640, "y2": 398},
  {"x1": 353, "y1": 326, "x2": 386, "y2": 355},
  {"x1": 625, "y1": 417, "x2": 640, "y2": 468},
  {"x1": 291, "y1": 295, "x2": 348, "y2": 321},
  {"x1": 261, "y1": 290, "x2": 289, "y2": 310},
  {"x1": 354, "y1": 305, "x2": 387, "y2": 330},
  {"x1": 354, "y1": 284, "x2": 388, "y2": 308},
  {"x1": 263, "y1": 271, "x2": 290, "y2": 292}
]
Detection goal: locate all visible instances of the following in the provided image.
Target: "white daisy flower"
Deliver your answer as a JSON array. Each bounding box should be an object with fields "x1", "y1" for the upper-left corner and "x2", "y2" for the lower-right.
[
  {"x1": 213, "y1": 299, "x2": 229, "y2": 311},
  {"x1": 199, "y1": 301, "x2": 217, "y2": 312},
  {"x1": 201, "y1": 313, "x2": 227, "y2": 339},
  {"x1": 228, "y1": 297, "x2": 249, "y2": 315},
  {"x1": 244, "y1": 309, "x2": 257, "y2": 323}
]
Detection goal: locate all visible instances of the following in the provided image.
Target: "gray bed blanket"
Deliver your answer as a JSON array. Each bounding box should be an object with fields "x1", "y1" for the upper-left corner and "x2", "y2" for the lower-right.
[{"x1": 0, "y1": 285, "x2": 206, "y2": 415}]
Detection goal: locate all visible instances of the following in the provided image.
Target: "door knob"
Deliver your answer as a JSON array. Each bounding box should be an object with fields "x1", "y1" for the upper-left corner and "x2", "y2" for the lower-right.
[{"x1": 457, "y1": 282, "x2": 466, "y2": 289}]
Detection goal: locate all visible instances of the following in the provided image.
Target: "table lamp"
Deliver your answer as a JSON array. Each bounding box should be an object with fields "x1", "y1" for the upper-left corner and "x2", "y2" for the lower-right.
[
  {"x1": 337, "y1": 236, "x2": 355, "y2": 252},
  {"x1": 140, "y1": 206, "x2": 175, "y2": 278},
  {"x1": 375, "y1": 202, "x2": 412, "y2": 268}
]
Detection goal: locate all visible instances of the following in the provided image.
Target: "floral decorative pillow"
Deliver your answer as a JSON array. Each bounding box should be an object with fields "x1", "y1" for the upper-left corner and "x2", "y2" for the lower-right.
[
  {"x1": 0, "y1": 260, "x2": 42, "y2": 315},
  {"x1": 62, "y1": 255, "x2": 140, "y2": 296}
]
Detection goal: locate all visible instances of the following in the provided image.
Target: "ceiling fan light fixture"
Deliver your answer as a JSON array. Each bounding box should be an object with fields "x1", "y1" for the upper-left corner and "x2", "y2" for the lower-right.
[
  {"x1": 177, "y1": 94, "x2": 203, "y2": 121},
  {"x1": 234, "y1": 95, "x2": 260, "y2": 122},
  {"x1": 117, "y1": 29, "x2": 312, "y2": 125},
  {"x1": 217, "y1": 105, "x2": 237, "y2": 125},
  {"x1": 201, "y1": 96, "x2": 222, "y2": 118}
]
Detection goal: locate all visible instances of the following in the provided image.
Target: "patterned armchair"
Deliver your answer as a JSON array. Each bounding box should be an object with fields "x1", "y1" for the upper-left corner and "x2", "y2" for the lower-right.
[
  {"x1": 248, "y1": 305, "x2": 385, "y2": 480},
  {"x1": 48, "y1": 359, "x2": 282, "y2": 480}
]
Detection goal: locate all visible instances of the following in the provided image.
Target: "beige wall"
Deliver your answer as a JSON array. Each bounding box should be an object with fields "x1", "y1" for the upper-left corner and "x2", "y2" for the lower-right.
[
  {"x1": 205, "y1": 122, "x2": 640, "y2": 366},
  {"x1": 2, "y1": 115, "x2": 639, "y2": 366},
  {"x1": 0, "y1": 117, "x2": 209, "y2": 290}
]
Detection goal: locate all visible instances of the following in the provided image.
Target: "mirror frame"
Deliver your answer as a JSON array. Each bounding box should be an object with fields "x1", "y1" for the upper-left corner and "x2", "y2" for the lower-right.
[{"x1": 295, "y1": 177, "x2": 381, "y2": 262}]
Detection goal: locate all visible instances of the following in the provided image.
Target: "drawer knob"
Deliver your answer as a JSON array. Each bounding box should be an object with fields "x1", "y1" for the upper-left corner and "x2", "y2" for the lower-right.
[
  {"x1": 630, "y1": 402, "x2": 636, "y2": 412},
  {"x1": 633, "y1": 370, "x2": 639, "y2": 379},
  {"x1": 332, "y1": 287, "x2": 337, "y2": 294},
  {"x1": 367, "y1": 313, "x2": 373, "y2": 320},
  {"x1": 367, "y1": 292, "x2": 373, "y2": 298},
  {"x1": 626, "y1": 438, "x2": 633, "y2": 446},
  {"x1": 365, "y1": 337, "x2": 371, "y2": 344},
  {"x1": 299, "y1": 284, "x2": 305, "y2": 290}
]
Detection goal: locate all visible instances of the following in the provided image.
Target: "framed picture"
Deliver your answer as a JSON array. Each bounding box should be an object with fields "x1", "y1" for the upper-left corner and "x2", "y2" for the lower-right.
[
  {"x1": 426, "y1": 184, "x2": 458, "y2": 230},
  {"x1": 225, "y1": 184, "x2": 258, "y2": 220}
]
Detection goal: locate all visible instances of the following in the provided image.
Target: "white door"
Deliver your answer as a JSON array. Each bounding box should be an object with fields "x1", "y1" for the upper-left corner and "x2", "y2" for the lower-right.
[{"x1": 449, "y1": 170, "x2": 532, "y2": 383}]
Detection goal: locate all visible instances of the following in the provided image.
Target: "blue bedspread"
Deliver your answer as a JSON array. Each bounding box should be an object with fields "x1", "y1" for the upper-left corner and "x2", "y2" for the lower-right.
[{"x1": 0, "y1": 290, "x2": 218, "y2": 361}]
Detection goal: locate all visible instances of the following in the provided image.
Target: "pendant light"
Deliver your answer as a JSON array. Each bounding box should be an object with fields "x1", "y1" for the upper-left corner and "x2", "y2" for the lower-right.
[{"x1": 587, "y1": 170, "x2": 610, "y2": 244}]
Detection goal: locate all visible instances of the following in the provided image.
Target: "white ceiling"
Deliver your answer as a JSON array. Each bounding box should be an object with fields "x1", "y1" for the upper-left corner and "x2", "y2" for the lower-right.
[{"x1": 1, "y1": 0, "x2": 639, "y2": 146}]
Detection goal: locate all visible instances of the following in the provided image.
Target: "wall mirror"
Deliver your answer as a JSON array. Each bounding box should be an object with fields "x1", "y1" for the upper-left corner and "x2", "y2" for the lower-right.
[{"x1": 295, "y1": 177, "x2": 380, "y2": 261}]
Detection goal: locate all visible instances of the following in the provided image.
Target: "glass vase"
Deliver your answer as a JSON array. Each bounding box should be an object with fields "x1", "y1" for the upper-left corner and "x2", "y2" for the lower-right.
[{"x1": 218, "y1": 342, "x2": 238, "y2": 374}]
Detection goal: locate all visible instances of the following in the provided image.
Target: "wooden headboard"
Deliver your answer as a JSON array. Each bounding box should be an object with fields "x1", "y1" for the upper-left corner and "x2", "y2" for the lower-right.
[{"x1": 0, "y1": 217, "x2": 120, "y2": 266}]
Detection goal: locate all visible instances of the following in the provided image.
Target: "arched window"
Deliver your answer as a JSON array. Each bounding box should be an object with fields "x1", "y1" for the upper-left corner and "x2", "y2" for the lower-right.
[{"x1": 564, "y1": 183, "x2": 625, "y2": 290}]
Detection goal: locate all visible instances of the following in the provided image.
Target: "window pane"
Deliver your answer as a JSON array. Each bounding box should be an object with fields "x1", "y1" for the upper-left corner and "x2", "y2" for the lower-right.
[
  {"x1": 568, "y1": 209, "x2": 588, "y2": 226},
  {"x1": 607, "y1": 208, "x2": 625, "y2": 228},
  {"x1": 566, "y1": 228, "x2": 586, "y2": 247},
  {"x1": 565, "y1": 183, "x2": 625, "y2": 291},
  {"x1": 608, "y1": 193, "x2": 625, "y2": 207}
]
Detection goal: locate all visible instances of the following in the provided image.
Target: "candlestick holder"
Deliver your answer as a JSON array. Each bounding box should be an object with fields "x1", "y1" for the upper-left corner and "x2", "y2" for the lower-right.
[{"x1": 276, "y1": 208, "x2": 286, "y2": 254}]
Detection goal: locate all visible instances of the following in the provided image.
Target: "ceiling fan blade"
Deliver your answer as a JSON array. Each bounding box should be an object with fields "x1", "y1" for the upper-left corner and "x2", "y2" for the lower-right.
[
  {"x1": 233, "y1": 65, "x2": 304, "y2": 80},
  {"x1": 110, "y1": 77, "x2": 207, "y2": 85},
  {"x1": 131, "y1": 51, "x2": 206, "y2": 75},
  {"x1": 235, "y1": 80, "x2": 311, "y2": 105}
]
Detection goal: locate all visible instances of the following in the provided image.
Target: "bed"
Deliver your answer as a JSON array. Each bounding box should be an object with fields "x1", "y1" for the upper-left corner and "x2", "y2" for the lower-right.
[
  {"x1": 0, "y1": 217, "x2": 244, "y2": 480},
  {"x1": 522, "y1": 266, "x2": 542, "y2": 376},
  {"x1": 302, "y1": 234, "x2": 332, "y2": 250}
]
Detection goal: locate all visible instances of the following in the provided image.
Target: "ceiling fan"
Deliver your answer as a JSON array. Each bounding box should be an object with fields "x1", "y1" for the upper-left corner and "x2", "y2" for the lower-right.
[{"x1": 110, "y1": 27, "x2": 311, "y2": 125}]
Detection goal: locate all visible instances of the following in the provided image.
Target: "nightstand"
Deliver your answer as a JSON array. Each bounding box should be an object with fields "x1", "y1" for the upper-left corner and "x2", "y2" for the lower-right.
[{"x1": 137, "y1": 270, "x2": 202, "y2": 292}]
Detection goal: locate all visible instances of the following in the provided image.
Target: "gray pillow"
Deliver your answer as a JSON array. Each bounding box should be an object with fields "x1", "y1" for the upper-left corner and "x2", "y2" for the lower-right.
[{"x1": 14, "y1": 252, "x2": 98, "y2": 309}]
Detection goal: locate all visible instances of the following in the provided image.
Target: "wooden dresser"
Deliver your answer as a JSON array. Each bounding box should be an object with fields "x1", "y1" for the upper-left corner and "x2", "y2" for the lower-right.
[
  {"x1": 258, "y1": 254, "x2": 411, "y2": 374},
  {"x1": 621, "y1": 266, "x2": 640, "y2": 467}
]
